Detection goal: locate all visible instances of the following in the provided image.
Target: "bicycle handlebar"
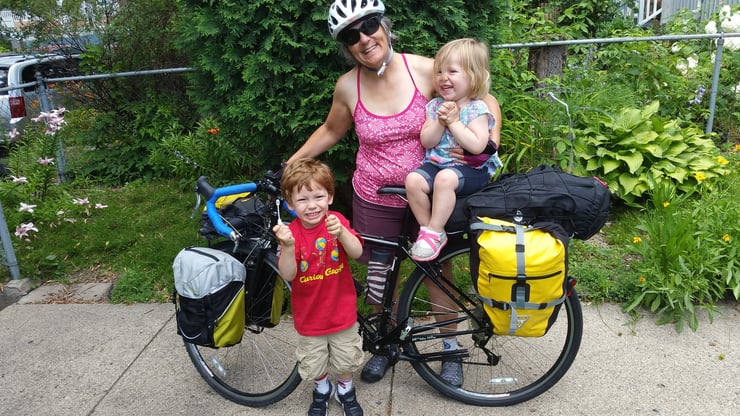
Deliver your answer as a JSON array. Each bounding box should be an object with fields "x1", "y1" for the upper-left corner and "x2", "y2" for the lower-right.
[{"x1": 196, "y1": 173, "x2": 282, "y2": 241}]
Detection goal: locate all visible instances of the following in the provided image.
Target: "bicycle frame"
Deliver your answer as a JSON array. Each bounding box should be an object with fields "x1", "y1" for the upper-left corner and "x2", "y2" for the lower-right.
[{"x1": 355, "y1": 187, "x2": 489, "y2": 365}]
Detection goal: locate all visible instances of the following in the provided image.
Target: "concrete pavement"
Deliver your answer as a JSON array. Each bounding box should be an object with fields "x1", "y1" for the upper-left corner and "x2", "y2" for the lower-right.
[{"x1": 0, "y1": 283, "x2": 738, "y2": 415}]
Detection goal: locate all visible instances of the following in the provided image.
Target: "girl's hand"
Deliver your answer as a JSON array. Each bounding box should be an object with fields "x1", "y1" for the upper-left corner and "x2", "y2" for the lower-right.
[
  {"x1": 437, "y1": 101, "x2": 460, "y2": 125},
  {"x1": 272, "y1": 223, "x2": 295, "y2": 247},
  {"x1": 325, "y1": 214, "x2": 343, "y2": 238},
  {"x1": 446, "y1": 103, "x2": 460, "y2": 124}
]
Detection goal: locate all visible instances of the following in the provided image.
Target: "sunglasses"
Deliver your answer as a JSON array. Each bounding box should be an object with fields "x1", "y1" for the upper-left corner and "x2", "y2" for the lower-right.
[{"x1": 337, "y1": 16, "x2": 382, "y2": 45}]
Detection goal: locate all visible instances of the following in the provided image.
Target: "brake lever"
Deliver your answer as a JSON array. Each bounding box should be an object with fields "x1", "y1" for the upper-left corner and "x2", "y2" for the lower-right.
[
  {"x1": 276, "y1": 198, "x2": 283, "y2": 225},
  {"x1": 191, "y1": 192, "x2": 202, "y2": 219}
]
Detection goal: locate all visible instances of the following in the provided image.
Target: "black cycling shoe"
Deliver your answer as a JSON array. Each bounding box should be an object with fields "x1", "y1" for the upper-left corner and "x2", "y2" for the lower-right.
[
  {"x1": 360, "y1": 354, "x2": 389, "y2": 383},
  {"x1": 440, "y1": 358, "x2": 464, "y2": 387}
]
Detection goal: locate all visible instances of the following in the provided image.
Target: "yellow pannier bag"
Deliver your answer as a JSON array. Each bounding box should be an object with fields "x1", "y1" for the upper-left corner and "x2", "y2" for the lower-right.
[{"x1": 469, "y1": 218, "x2": 570, "y2": 337}]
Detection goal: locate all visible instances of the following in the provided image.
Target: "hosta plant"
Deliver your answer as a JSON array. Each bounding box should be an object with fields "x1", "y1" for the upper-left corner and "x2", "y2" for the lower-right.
[{"x1": 572, "y1": 100, "x2": 729, "y2": 205}]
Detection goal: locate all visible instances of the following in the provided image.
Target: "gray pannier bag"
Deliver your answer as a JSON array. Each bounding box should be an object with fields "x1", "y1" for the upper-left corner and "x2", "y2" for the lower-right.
[{"x1": 173, "y1": 246, "x2": 246, "y2": 348}]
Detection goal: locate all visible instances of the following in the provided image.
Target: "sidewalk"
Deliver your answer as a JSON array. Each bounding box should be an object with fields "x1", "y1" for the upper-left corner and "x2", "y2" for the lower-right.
[{"x1": 0, "y1": 283, "x2": 738, "y2": 415}]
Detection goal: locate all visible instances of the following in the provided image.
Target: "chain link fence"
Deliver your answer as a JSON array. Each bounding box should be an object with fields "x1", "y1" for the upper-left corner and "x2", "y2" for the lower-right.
[
  {"x1": 494, "y1": 32, "x2": 740, "y2": 136},
  {"x1": 0, "y1": 65, "x2": 192, "y2": 279}
]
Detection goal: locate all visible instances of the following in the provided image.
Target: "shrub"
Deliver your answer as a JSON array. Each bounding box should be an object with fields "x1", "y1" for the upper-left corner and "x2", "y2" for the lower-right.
[
  {"x1": 624, "y1": 157, "x2": 739, "y2": 332},
  {"x1": 67, "y1": 102, "x2": 187, "y2": 184},
  {"x1": 149, "y1": 117, "x2": 250, "y2": 185}
]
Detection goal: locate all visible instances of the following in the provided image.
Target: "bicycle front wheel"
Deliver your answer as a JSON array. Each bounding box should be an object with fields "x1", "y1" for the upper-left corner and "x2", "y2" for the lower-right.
[
  {"x1": 184, "y1": 268, "x2": 302, "y2": 407},
  {"x1": 397, "y1": 244, "x2": 583, "y2": 406}
]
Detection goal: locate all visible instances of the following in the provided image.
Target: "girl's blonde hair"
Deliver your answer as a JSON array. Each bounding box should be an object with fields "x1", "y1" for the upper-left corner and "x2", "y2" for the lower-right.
[{"x1": 433, "y1": 38, "x2": 490, "y2": 99}]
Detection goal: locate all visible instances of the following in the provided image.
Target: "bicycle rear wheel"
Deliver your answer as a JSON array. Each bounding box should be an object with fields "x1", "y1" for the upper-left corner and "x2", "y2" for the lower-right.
[
  {"x1": 397, "y1": 243, "x2": 583, "y2": 406},
  {"x1": 184, "y1": 259, "x2": 302, "y2": 407}
]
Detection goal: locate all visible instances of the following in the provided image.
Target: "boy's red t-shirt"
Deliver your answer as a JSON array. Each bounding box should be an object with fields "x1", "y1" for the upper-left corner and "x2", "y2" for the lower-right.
[{"x1": 285, "y1": 211, "x2": 362, "y2": 336}]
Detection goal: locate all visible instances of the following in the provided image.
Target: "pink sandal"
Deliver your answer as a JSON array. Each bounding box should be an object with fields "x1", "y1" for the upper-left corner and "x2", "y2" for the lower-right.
[{"x1": 411, "y1": 229, "x2": 448, "y2": 261}]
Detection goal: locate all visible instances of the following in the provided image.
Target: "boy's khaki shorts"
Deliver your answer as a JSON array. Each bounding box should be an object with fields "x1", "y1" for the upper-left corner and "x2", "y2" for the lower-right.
[{"x1": 296, "y1": 322, "x2": 365, "y2": 380}]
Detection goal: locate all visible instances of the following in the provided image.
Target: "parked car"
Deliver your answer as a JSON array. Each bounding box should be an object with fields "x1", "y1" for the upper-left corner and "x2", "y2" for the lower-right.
[{"x1": 0, "y1": 52, "x2": 80, "y2": 138}]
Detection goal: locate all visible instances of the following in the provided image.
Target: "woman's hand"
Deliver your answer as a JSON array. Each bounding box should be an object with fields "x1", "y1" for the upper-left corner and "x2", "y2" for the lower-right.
[{"x1": 450, "y1": 147, "x2": 466, "y2": 163}]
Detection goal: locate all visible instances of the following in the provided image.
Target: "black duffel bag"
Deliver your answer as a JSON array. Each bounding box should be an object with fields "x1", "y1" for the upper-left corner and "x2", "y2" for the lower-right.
[{"x1": 463, "y1": 165, "x2": 612, "y2": 240}]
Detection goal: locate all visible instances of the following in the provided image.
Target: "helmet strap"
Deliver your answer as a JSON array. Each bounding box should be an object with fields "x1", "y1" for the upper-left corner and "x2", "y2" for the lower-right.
[
  {"x1": 375, "y1": 45, "x2": 394, "y2": 77},
  {"x1": 363, "y1": 44, "x2": 394, "y2": 77},
  {"x1": 361, "y1": 24, "x2": 394, "y2": 77}
]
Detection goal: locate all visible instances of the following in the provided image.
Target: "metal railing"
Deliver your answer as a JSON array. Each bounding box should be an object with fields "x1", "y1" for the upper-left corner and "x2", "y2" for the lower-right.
[
  {"x1": 1, "y1": 66, "x2": 193, "y2": 280},
  {"x1": 3, "y1": 32, "x2": 740, "y2": 279},
  {"x1": 493, "y1": 32, "x2": 740, "y2": 134},
  {"x1": 662, "y1": 0, "x2": 740, "y2": 23},
  {"x1": 625, "y1": 0, "x2": 740, "y2": 26}
]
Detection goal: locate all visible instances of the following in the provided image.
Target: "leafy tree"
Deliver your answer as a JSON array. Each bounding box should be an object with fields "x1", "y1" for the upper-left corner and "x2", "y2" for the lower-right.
[
  {"x1": 0, "y1": 0, "x2": 196, "y2": 184},
  {"x1": 0, "y1": 0, "x2": 100, "y2": 54},
  {"x1": 500, "y1": 0, "x2": 627, "y2": 81},
  {"x1": 503, "y1": 0, "x2": 628, "y2": 41}
]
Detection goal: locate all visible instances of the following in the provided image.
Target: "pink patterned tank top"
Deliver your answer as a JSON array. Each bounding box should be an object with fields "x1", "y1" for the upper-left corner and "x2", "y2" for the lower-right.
[{"x1": 353, "y1": 54, "x2": 427, "y2": 207}]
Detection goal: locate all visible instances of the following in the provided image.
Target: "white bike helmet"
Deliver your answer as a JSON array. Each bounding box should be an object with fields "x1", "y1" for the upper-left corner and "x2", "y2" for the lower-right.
[{"x1": 328, "y1": 0, "x2": 386, "y2": 40}]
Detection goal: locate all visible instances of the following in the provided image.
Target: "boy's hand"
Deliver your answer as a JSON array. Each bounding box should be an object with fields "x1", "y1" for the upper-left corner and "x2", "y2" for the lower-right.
[
  {"x1": 325, "y1": 214, "x2": 343, "y2": 238},
  {"x1": 272, "y1": 223, "x2": 295, "y2": 247}
]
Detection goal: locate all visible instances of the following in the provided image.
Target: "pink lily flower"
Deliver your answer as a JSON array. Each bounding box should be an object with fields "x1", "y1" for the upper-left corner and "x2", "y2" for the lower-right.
[
  {"x1": 15, "y1": 222, "x2": 39, "y2": 238},
  {"x1": 72, "y1": 197, "x2": 90, "y2": 205}
]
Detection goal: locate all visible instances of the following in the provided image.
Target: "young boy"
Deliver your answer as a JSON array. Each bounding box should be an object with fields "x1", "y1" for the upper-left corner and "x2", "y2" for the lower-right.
[{"x1": 273, "y1": 158, "x2": 365, "y2": 416}]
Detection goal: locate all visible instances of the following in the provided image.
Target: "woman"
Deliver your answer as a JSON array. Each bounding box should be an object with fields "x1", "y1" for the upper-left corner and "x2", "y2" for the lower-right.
[{"x1": 288, "y1": 0, "x2": 502, "y2": 388}]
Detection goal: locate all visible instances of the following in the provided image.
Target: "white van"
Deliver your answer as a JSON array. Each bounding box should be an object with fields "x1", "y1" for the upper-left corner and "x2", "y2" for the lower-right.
[{"x1": 0, "y1": 52, "x2": 80, "y2": 135}]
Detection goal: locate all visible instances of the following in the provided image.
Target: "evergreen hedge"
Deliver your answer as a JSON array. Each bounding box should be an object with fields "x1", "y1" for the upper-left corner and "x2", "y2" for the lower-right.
[{"x1": 176, "y1": 0, "x2": 505, "y2": 183}]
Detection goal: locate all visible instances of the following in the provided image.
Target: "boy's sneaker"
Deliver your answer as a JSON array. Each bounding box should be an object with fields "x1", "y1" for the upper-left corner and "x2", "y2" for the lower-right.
[
  {"x1": 307, "y1": 384, "x2": 333, "y2": 416},
  {"x1": 410, "y1": 229, "x2": 447, "y2": 262},
  {"x1": 335, "y1": 387, "x2": 364, "y2": 416}
]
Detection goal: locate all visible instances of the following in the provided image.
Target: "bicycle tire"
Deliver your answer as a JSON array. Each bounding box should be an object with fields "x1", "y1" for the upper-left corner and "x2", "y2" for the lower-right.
[
  {"x1": 397, "y1": 243, "x2": 583, "y2": 406},
  {"x1": 183, "y1": 250, "x2": 302, "y2": 407}
]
